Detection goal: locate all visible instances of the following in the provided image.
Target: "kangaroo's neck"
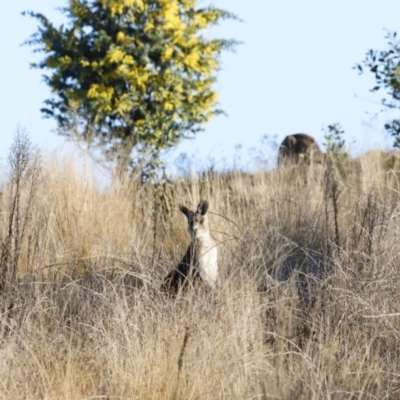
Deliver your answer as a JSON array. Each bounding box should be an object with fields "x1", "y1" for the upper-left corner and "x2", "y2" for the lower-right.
[{"x1": 193, "y1": 232, "x2": 214, "y2": 244}]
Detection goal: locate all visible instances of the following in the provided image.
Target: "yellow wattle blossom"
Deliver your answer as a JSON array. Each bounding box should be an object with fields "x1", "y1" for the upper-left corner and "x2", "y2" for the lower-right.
[
  {"x1": 193, "y1": 14, "x2": 208, "y2": 28},
  {"x1": 136, "y1": 73, "x2": 149, "y2": 90},
  {"x1": 164, "y1": 102, "x2": 174, "y2": 111},
  {"x1": 182, "y1": 0, "x2": 195, "y2": 8},
  {"x1": 115, "y1": 94, "x2": 133, "y2": 115},
  {"x1": 202, "y1": 92, "x2": 219, "y2": 111},
  {"x1": 144, "y1": 22, "x2": 154, "y2": 32},
  {"x1": 123, "y1": 55, "x2": 135, "y2": 65},
  {"x1": 184, "y1": 51, "x2": 200, "y2": 70},
  {"x1": 87, "y1": 84, "x2": 100, "y2": 98},
  {"x1": 108, "y1": 0, "x2": 124, "y2": 16},
  {"x1": 162, "y1": 47, "x2": 174, "y2": 62},
  {"x1": 60, "y1": 55, "x2": 72, "y2": 65},
  {"x1": 183, "y1": 37, "x2": 198, "y2": 48},
  {"x1": 107, "y1": 48, "x2": 126, "y2": 63},
  {"x1": 100, "y1": 0, "x2": 146, "y2": 16},
  {"x1": 105, "y1": 0, "x2": 145, "y2": 16},
  {"x1": 161, "y1": 0, "x2": 185, "y2": 31},
  {"x1": 174, "y1": 84, "x2": 183, "y2": 93},
  {"x1": 80, "y1": 59, "x2": 90, "y2": 67},
  {"x1": 87, "y1": 84, "x2": 115, "y2": 108},
  {"x1": 124, "y1": 0, "x2": 144, "y2": 8},
  {"x1": 116, "y1": 31, "x2": 126, "y2": 44}
]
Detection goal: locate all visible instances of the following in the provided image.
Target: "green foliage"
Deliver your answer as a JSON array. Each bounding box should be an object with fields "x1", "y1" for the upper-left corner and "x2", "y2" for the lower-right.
[
  {"x1": 23, "y1": 0, "x2": 238, "y2": 173},
  {"x1": 355, "y1": 30, "x2": 400, "y2": 147},
  {"x1": 323, "y1": 123, "x2": 350, "y2": 175}
]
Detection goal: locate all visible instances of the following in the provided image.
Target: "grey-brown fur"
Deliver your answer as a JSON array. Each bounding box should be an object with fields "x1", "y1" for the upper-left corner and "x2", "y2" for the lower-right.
[
  {"x1": 162, "y1": 201, "x2": 218, "y2": 295},
  {"x1": 278, "y1": 133, "x2": 324, "y2": 165}
]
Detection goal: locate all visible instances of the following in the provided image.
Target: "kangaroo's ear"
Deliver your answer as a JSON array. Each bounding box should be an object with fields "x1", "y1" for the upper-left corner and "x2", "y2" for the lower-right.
[
  {"x1": 197, "y1": 200, "x2": 209, "y2": 216},
  {"x1": 288, "y1": 135, "x2": 297, "y2": 148},
  {"x1": 179, "y1": 204, "x2": 191, "y2": 217}
]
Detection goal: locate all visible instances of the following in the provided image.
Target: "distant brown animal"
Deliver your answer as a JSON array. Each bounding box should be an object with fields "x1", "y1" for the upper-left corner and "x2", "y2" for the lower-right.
[
  {"x1": 278, "y1": 134, "x2": 325, "y2": 166},
  {"x1": 162, "y1": 200, "x2": 218, "y2": 296}
]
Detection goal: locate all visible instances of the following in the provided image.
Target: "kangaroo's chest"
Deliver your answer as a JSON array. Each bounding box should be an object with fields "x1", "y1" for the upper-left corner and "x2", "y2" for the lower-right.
[{"x1": 195, "y1": 240, "x2": 218, "y2": 286}]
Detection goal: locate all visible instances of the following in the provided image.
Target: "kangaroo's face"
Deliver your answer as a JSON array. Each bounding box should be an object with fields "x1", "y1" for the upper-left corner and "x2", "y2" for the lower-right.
[{"x1": 179, "y1": 201, "x2": 210, "y2": 239}]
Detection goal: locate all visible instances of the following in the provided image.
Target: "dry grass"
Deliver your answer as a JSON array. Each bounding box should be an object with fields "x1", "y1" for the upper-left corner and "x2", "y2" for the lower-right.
[{"x1": 1, "y1": 133, "x2": 400, "y2": 399}]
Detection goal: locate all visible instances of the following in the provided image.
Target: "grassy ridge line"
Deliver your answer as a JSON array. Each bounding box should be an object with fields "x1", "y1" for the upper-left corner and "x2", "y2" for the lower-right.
[{"x1": 0, "y1": 135, "x2": 400, "y2": 398}]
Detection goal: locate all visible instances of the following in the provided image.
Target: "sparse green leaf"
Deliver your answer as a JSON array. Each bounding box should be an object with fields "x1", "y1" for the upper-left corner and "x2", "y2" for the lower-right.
[{"x1": 356, "y1": 30, "x2": 400, "y2": 148}]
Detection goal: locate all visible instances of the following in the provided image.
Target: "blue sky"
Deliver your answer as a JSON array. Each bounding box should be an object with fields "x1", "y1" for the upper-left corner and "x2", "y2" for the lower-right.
[{"x1": 2, "y1": 1, "x2": 400, "y2": 171}]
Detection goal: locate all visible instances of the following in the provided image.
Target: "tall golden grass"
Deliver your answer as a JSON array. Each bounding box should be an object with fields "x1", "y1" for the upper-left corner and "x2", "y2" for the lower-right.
[{"x1": 1, "y1": 131, "x2": 400, "y2": 399}]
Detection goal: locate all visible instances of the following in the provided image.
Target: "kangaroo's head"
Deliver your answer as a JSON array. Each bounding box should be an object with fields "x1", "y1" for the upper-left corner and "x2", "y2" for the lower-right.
[
  {"x1": 278, "y1": 133, "x2": 325, "y2": 166},
  {"x1": 179, "y1": 200, "x2": 210, "y2": 239}
]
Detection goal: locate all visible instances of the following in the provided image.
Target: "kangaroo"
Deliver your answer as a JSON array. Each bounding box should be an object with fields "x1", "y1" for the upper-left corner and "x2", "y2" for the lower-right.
[
  {"x1": 162, "y1": 200, "x2": 218, "y2": 295},
  {"x1": 278, "y1": 133, "x2": 325, "y2": 166}
]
